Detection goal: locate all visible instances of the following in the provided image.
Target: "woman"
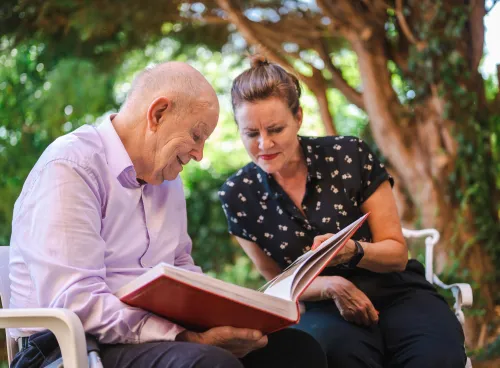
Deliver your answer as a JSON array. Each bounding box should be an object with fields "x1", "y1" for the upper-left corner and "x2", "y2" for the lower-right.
[{"x1": 219, "y1": 56, "x2": 466, "y2": 368}]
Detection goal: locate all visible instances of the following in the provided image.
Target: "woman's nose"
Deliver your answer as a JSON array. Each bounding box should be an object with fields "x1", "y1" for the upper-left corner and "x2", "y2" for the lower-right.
[{"x1": 258, "y1": 135, "x2": 273, "y2": 150}]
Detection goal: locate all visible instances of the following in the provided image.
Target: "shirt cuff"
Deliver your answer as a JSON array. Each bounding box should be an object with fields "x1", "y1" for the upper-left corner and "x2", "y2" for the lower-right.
[{"x1": 139, "y1": 313, "x2": 186, "y2": 343}]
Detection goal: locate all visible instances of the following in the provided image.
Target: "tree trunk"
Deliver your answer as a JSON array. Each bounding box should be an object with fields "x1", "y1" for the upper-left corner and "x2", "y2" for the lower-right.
[
  {"x1": 216, "y1": 0, "x2": 498, "y2": 349},
  {"x1": 348, "y1": 29, "x2": 496, "y2": 349}
]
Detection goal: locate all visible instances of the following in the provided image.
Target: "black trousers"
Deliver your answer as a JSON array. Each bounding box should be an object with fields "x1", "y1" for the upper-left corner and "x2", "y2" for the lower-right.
[
  {"x1": 293, "y1": 288, "x2": 466, "y2": 368},
  {"x1": 11, "y1": 328, "x2": 327, "y2": 368}
]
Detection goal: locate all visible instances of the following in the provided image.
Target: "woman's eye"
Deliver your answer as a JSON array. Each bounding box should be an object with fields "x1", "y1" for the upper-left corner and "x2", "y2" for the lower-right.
[
  {"x1": 246, "y1": 132, "x2": 259, "y2": 138},
  {"x1": 269, "y1": 127, "x2": 284, "y2": 134},
  {"x1": 193, "y1": 133, "x2": 201, "y2": 142}
]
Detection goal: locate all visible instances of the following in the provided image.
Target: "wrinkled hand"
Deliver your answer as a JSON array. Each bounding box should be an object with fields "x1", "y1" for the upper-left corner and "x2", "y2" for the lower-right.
[
  {"x1": 176, "y1": 326, "x2": 268, "y2": 357},
  {"x1": 322, "y1": 276, "x2": 379, "y2": 326},
  {"x1": 312, "y1": 234, "x2": 357, "y2": 266}
]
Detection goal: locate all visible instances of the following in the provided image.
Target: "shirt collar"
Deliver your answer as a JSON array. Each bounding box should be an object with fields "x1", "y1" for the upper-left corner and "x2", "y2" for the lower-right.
[
  {"x1": 257, "y1": 135, "x2": 323, "y2": 201},
  {"x1": 97, "y1": 114, "x2": 140, "y2": 188},
  {"x1": 298, "y1": 136, "x2": 324, "y2": 180}
]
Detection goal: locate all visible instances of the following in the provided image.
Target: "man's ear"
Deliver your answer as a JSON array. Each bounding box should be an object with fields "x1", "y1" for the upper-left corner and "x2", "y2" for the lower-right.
[{"x1": 147, "y1": 96, "x2": 170, "y2": 132}]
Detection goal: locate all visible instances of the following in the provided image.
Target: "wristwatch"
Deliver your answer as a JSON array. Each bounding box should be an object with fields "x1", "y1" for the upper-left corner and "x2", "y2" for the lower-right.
[{"x1": 347, "y1": 239, "x2": 364, "y2": 268}]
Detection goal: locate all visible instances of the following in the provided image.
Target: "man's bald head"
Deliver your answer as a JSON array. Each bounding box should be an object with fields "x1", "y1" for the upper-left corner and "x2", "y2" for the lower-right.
[
  {"x1": 122, "y1": 61, "x2": 218, "y2": 115},
  {"x1": 112, "y1": 61, "x2": 219, "y2": 185}
]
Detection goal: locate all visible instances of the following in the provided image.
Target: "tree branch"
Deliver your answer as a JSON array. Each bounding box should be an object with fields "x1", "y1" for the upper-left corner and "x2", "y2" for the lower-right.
[
  {"x1": 395, "y1": 0, "x2": 426, "y2": 50},
  {"x1": 316, "y1": 0, "x2": 387, "y2": 41},
  {"x1": 251, "y1": 21, "x2": 322, "y2": 52},
  {"x1": 386, "y1": 38, "x2": 409, "y2": 74},
  {"x1": 197, "y1": 15, "x2": 230, "y2": 24},
  {"x1": 216, "y1": 0, "x2": 337, "y2": 135},
  {"x1": 316, "y1": 38, "x2": 365, "y2": 110},
  {"x1": 496, "y1": 64, "x2": 500, "y2": 103},
  {"x1": 315, "y1": 0, "x2": 365, "y2": 40},
  {"x1": 469, "y1": 0, "x2": 486, "y2": 72}
]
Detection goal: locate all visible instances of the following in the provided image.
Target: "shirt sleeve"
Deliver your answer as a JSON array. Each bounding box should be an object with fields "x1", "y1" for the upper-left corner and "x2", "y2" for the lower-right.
[
  {"x1": 356, "y1": 138, "x2": 394, "y2": 204},
  {"x1": 218, "y1": 181, "x2": 253, "y2": 241},
  {"x1": 174, "y1": 178, "x2": 202, "y2": 273},
  {"x1": 15, "y1": 160, "x2": 185, "y2": 344}
]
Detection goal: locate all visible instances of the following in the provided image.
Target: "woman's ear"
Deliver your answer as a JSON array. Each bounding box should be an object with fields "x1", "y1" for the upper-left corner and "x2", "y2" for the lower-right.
[
  {"x1": 147, "y1": 96, "x2": 170, "y2": 132},
  {"x1": 295, "y1": 106, "x2": 303, "y2": 129}
]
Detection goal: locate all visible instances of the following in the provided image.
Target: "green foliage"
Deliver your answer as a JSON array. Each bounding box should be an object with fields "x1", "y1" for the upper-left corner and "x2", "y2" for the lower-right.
[
  {"x1": 182, "y1": 163, "x2": 265, "y2": 289},
  {"x1": 0, "y1": 38, "x2": 116, "y2": 244},
  {"x1": 181, "y1": 164, "x2": 239, "y2": 274},
  {"x1": 0, "y1": 0, "x2": 231, "y2": 70}
]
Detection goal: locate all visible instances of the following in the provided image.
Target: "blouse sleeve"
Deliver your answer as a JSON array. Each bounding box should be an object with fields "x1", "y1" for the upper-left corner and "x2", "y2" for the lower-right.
[
  {"x1": 218, "y1": 181, "x2": 254, "y2": 242},
  {"x1": 356, "y1": 139, "x2": 394, "y2": 204}
]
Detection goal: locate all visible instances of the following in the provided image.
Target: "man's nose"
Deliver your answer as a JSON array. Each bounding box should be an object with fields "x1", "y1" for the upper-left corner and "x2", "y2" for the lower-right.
[{"x1": 190, "y1": 148, "x2": 203, "y2": 162}]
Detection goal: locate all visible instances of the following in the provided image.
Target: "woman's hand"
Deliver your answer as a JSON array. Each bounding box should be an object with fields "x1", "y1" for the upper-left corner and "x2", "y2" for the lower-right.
[
  {"x1": 312, "y1": 234, "x2": 357, "y2": 266},
  {"x1": 320, "y1": 276, "x2": 379, "y2": 326}
]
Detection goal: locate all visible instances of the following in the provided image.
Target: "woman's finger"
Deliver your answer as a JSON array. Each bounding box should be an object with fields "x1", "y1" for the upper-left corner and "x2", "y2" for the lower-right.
[{"x1": 312, "y1": 233, "x2": 334, "y2": 250}]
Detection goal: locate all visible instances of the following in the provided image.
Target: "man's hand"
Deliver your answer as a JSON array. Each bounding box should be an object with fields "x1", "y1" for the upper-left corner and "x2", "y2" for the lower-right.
[
  {"x1": 176, "y1": 326, "x2": 268, "y2": 357},
  {"x1": 321, "y1": 276, "x2": 379, "y2": 326},
  {"x1": 312, "y1": 234, "x2": 357, "y2": 266}
]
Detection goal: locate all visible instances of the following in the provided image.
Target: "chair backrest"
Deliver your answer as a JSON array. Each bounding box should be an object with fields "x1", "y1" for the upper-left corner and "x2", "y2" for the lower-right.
[
  {"x1": 0, "y1": 245, "x2": 17, "y2": 364},
  {"x1": 0, "y1": 246, "x2": 10, "y2": 309}
]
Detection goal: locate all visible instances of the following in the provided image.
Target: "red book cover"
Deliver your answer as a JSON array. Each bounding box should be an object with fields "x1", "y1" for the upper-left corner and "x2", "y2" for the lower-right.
[
  {"x1": 120, "y1": 275, "x2": 298, "y2": 335},
  {"x1": 118, "y1": 213, "x2": 368, "y2": 335}
]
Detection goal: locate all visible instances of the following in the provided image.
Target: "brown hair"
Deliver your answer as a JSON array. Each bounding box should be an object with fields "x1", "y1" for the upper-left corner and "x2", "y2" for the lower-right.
[{"x1": 231, "y1": 55, "x2": 302, "y2": 121}]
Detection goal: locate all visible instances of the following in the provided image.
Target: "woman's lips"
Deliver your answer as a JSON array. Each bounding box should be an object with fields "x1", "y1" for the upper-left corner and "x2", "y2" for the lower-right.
[{"x1": 259, "y1": 153, "x2": 279, "y2": 161}]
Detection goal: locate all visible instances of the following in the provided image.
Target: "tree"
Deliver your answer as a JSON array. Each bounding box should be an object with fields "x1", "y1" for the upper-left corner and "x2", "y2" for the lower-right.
[{"x1": 2, "y1": 0, "x2": 500, "y2": 353}]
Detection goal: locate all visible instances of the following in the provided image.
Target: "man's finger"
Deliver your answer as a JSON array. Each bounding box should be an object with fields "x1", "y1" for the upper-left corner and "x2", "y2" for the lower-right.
[
  {"x1": 255, "y1": 336, "x2": 268, "y2": 348},
  {"x1": 367, "y1": 305, "x2": 379, "y2": 324},
  {"x1": 360, "y1": 307, "x2": 372, "y2": 326},
  {"x1": 230, "y1": 328, "x2": 263, "y2": 341},
  {"x1": 352, "y1": 312, "x2": 364, "y2": 326}
]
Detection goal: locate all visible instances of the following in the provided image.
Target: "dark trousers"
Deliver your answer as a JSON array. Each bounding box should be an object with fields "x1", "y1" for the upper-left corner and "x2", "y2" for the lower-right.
[
  {"x1": 293, "y1": 288, "x2": 466, "y2": 368},
  {"x1": 11, "y1": 328, "x2": 327, "y2": 368}
]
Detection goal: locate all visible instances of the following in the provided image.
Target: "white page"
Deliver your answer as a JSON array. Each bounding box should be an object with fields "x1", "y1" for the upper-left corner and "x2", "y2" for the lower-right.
[
  {"x1": 259, "y1": 214, "x2": 368, "y2": 294},
  {"x1": 259, "y1": 213, "x2": 369, "y2": 300},
  {"x1": 263, "y1": 274, "x2": 295, "y2": 300}
]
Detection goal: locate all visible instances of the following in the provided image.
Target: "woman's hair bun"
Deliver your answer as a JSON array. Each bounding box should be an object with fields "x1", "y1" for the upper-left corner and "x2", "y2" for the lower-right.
[{"x1": 249, "y1": 54, "x2": 269, "y2": 69}]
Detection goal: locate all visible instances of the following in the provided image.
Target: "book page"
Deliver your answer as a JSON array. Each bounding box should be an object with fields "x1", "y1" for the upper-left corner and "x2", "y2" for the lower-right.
[
  {"x1": 260, "y1": 213, "x2": 369, "y2": 300},
  {"x1": 289, "y1": 213, "x2": 368, "y2": 300},
  {"x1": 262, "y1": 274, "x2": 295, "y2": 300},
  {"x1": 263, "y1": 230, "x2": 351, "y2": 300}
]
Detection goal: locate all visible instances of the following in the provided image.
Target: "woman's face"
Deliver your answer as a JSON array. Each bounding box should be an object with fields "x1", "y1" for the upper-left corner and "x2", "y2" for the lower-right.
[{"x1": 235, "y1": 97, "x2": 302, "y2": 174}]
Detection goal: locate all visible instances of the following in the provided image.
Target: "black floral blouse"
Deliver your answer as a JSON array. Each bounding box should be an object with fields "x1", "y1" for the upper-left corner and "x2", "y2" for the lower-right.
[
  {"x1": 219, "y1": 136, "x2": 432, "y2": 299},
  {"x1": 219, "y1": 135, "x2": 393, "y2": 270}
]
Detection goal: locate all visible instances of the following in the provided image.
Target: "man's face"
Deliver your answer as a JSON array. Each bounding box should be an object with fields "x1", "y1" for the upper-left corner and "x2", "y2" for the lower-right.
[{"x1": 150, "y1": 96, "x2": 219, "y2": 184}]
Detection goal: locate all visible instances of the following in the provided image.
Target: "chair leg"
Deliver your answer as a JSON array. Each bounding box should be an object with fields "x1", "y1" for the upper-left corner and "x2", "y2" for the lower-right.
[{"x1": 465, "y1": 357, "x2": 472, "y2": 368}]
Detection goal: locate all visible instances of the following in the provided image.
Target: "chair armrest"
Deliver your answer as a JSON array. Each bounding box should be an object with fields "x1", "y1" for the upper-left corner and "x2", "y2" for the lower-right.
[
  {"x1": 402, "y1": 228, "x2": 440, "y2": 283},
  {"x1": 432, "y1": 274, "x2": 473, "y2": 327},
  {"x1": 0, "y1": 308, "x2": 89, "y2": 368}
]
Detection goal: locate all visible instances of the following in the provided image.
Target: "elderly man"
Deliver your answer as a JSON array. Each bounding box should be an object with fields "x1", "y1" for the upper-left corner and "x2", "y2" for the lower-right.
[{"x1": 9, "y1": 62, "x2": 326, "y2": 368}]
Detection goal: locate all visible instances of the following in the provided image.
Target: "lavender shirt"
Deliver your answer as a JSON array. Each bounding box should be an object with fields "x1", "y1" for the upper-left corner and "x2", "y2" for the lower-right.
[{"x1": 9, "y1": 115, "x2": 201, "y2": 344}]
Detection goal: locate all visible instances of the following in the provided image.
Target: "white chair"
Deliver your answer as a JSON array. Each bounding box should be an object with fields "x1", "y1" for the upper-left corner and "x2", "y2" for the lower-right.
[
  {"x1": 0, "y1": 246, "x2": 89, "y2": 367},
  {"x1": 1, "y1": 229, "x2": 473, "y2": 367},
  {"x1": 402, "y1": 228, "x2": 473, "y2": 368}
]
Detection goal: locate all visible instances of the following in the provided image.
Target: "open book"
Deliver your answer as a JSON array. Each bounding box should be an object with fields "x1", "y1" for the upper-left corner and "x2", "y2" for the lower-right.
[{"x1": 116, "y1": 213, "x2": 368, "y2": 334}]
